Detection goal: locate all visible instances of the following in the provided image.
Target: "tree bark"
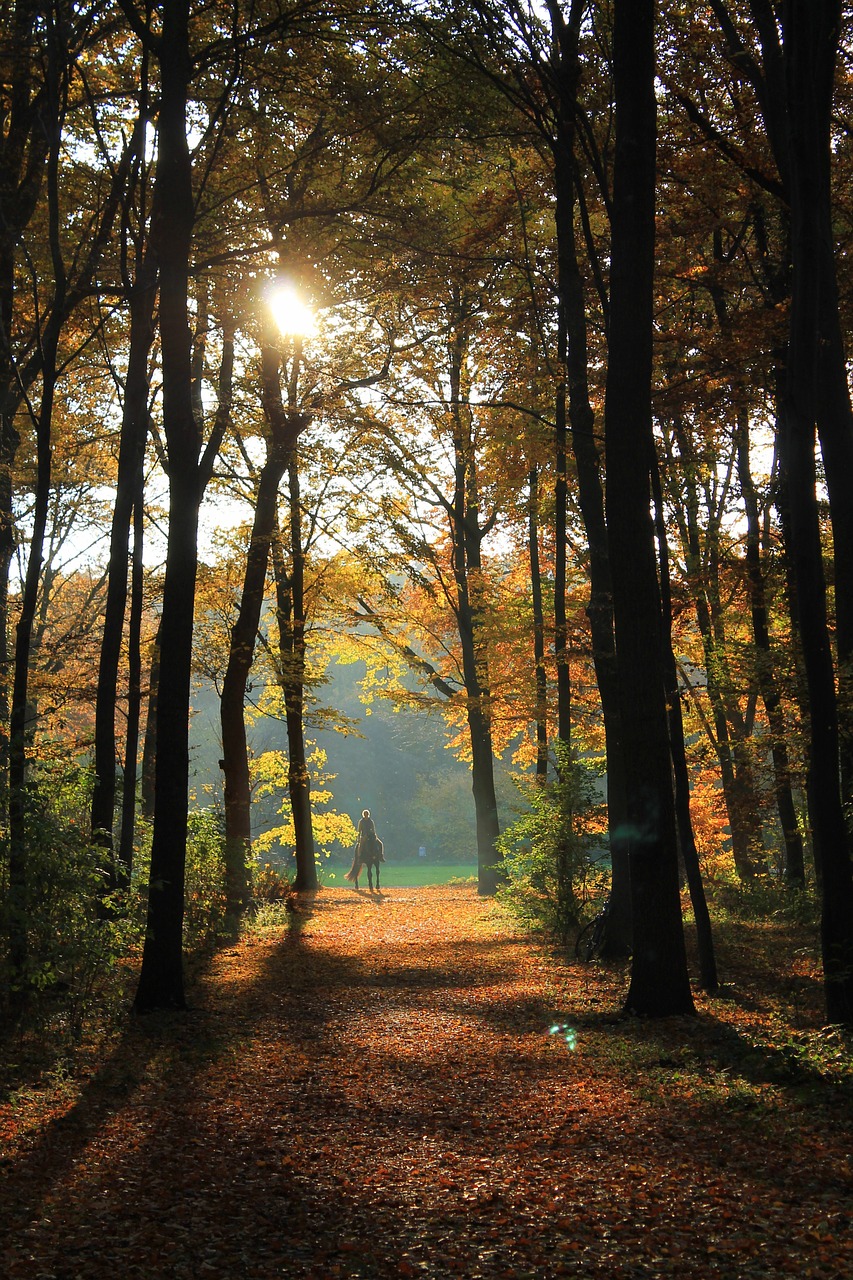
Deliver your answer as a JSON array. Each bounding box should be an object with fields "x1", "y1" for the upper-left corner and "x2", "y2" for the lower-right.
[
  {"x1": 527, "y1": 468, "x2": 548, "y2": 782},
  {"x1": 779, "y1": 0, "x2": 853, "y2": 1023},
  {"x1": 140, "y1": 622, "x2": 161, "y2": 822},
  {"x1": 447, "y1": 303, "x2": 501, "y2": 895},
  {"x1": 134, "y1": 0, "x2": 199, "y2": 1012},
  {"x1": 90, "y1": 253, "x2": 157, "y2": 881},
  {"x1": 271, "y1": 464, "x2": 317, "y2": 893},
  {"x1": 652, "y1": 459, "x2": 718, "y2": 993},
  {"x1": 735, "y1": 409, "x2": 805, "y2": 884},
  {"x1": 605, "y1": 0, "x2": 694, "y2": 1017},
  {"x1": 7, "y1": 16, "x2": 65, "y2": 996},
  {"x1": 219, "y1": 348, "x2": 309, "y2": 910},
  {"x1": 551, "y1": 69, "x2": 631, "y2": 954},
  {"x1": 117, "y1": 485, "x2": 146, "y2": 885}
]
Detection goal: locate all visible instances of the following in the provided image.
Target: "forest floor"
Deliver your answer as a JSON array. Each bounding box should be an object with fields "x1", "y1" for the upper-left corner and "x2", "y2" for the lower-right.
[{"x1": 2, "y1": 886, "x2": 853, "y2": 1279}]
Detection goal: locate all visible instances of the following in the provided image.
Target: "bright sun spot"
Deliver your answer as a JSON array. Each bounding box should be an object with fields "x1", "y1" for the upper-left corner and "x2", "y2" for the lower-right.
[{"x1": 267, "y1": 282, "x2": 316, "y2": 338}]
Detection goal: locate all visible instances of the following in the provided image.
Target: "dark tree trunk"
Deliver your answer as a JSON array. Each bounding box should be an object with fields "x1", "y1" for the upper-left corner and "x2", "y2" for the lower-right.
[
  {"x1": 447, "y1": 307, "x2": 501, "y2": 895},
  {"x1": 552, "y1": 125, "x2": 631, "y2": 955},
  {"x1": 735, "y1": 409, "x2": 805, "y2": 884},
  {"x1": 528, "y1": 468, "x2": 548, "y2": 782},
  {"x1": 8, "y1": 20, "x2": 65, "y2": 995},
  {"x1": 553, "y1": 360, "x2": 571, "y2": 745},
  {"x1": 134, "y1": 476, "x2": 199, "y2": 1012},
  {"x1": 8, "y1": 322, "x2": 61, "y2": 993},
  {"x1": 140, "y1": 622, "x2": 160, "y2": 822},
  {"x1": 671, "y1": 418, "x2": 763, "y2": 878},
  {"x1": 271, "y1": 462, "x2": 317, "y2": 893},
  {"x1": 0, "y1": 0, "x2": 50, "y2": 820},
  {"x1": 219, "y1": 348, "x2": 307, "y2": 915},
  {"x1": 652, "y1": 460, "x2": 718, "y2": 993},
  {"x1": 91, "y1": 255, "x2": 157, "y2": 880},
  {"x1": 605, "y1": 0, "x2": 694, "y2": 1017},
  {"x1": 134, "y1": 0, "x2": 198, "y2": 1013},
  {"x1": 779, "y1": 0, "x2": 853, "y2": 1024},
  {"x1": 117, "y1": 484, "x2": 146, "y2": 886}
]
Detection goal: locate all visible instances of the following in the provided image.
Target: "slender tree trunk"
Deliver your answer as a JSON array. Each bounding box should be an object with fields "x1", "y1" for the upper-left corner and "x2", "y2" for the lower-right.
[
  {"x1": 735, "y1": 409, "x2": 805, "y2": 883},
  {"x1": 547, "y1": 7, "x2": 573, "y2": 752},
  {"x1": 8, "y1": 21, "x2": 65, "y2": 996},
  {"x1": 652, "y1": 459, "x2": 718, "y2": 992},
  {"x1": 117, "y1": 485, "x2": 146, "y2": 885},
  {"x1": 553, "y1": 366, "x2": 571, "y2": 745},
  {"x1": 553, "y1": 132, "x2": 631, "y2": 955},
  {"x1": 91, "y1": 256, "x2": 157, "y2": 878},
  {"x1": 780, "y1": 0, "x2": 853, "y2": 1024},
  {"x1": 219, "y1": 354, "x2": 308, "y2": 911},
  {"x1": 605, "y1": 0, "x2": 694, "y2": 1018},
  {"x1": 447, "y1": 307, "x2": 501, "y2": 894},
  {"x1": 0, "y1": 0, "x2": 50, "y2": 822},
  {"x1": 271, "y1": 464, "x2": 317, "y2": 892},
  {"x1": 528, "y1": 468, "x2": 548, "y2": 782},
  {"x1": 8, "y1": 321, "x2": 61, "y2": 993},
  {"x1": 134, "y1": 0, "x2": 198, "y2": 1013},
  {"x1": 140, "y1": 621, "x2": 161, "y2": 822}
]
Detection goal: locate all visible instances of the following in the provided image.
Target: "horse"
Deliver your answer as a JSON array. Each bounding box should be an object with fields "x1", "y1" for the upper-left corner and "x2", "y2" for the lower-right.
[{"x1": 345, "y1": 835, "x2": 385, "y2": 891}]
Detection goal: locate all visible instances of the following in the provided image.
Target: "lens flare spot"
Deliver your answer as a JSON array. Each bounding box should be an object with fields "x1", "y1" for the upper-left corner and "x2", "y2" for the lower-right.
[{"x1": 548, "y1": 1022, "x2": 578, "y2": 1051}]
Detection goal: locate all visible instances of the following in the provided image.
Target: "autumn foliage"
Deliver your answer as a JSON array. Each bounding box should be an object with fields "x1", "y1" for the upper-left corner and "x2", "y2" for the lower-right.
[{"x1": 2, "y1": 887, "x2": 852, "y2": 1278}]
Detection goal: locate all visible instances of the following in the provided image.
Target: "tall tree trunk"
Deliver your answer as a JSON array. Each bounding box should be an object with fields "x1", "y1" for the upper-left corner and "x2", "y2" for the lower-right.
[
  {"x1": 447, "y1": 306, "x2": 501, "y2": 895},
  {"x1": 134, "y1": 0, "x2": 198, "y2": 1013},
  {"x1": 735, "y1": 409, "x2": 805, "y2": 883},
  {"x1": 90, "y1": 254, "x2": 157, "y2": 879},
  {"x1": 7, "y1": 18, "x2": 65, "y2": 997},
  {"x1": 117, "y1": 484, "x2": 146, "y2": 886},
  {"x1": 652, "y1": 459, "x2": 718, "y2": 992},
  {"x1": 605, "y1": 0, "x2": 694, "y2": 1017},
  {"x1": 219, "y1": 344, "x2": 308, "y2": 913},
  {"x1": 528, "y1": 468, "x2": 548, "y2": 782},
  {"x1": 544, "y1": 2, "x2": 631, "y2": 953},
  {"x1": 780, "y1": 0, "x2": 853, "y2": 1024},
  {"x1": 140, "y1": 621, "x2": 161, "y2": 823},
  {"x1": 672, "y1": 422, "x2": 761, "y2": 878},
  {"x1": 0, "y1": 0, "x2": 50, "y2": 823},
  {"x1": 272, "y1": 462, "x2": 317, "y2": 892}
]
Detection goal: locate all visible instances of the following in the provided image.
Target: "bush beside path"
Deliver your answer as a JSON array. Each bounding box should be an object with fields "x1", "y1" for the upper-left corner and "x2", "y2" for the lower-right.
[{"x1": 2, "y1": 886, "x2": 852, "y2": 1278}]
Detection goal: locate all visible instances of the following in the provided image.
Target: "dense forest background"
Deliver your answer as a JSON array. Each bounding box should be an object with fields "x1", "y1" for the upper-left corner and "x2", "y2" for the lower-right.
[{"x1": 2, "y1": 0, "x2": 853, "y2": 1025}]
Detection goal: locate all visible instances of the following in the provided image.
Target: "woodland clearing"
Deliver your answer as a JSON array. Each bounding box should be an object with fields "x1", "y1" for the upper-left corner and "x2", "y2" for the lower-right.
[{"x1": 1, "y1": 886, "x2": 852, "y2": 1279}]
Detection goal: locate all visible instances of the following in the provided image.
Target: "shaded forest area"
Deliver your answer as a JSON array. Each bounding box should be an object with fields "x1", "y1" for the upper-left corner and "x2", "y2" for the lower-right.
[
  {"x1": 2, "y1": 0, "x2": 853, "y2": 1045},
  {"x1": 3, "y1": 890, "x2": 853, "y2": 1279}
]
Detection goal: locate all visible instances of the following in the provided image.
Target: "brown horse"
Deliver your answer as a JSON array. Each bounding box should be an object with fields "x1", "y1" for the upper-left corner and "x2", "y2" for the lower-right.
[{"x1": 345, "y1": 836, "x2": 385, "y2": 890}]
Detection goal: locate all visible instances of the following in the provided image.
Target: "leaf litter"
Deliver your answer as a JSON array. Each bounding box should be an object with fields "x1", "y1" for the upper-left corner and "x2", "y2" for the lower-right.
[{"x1": 2, "y1": 886, "x2": 852, "y2": 1278}]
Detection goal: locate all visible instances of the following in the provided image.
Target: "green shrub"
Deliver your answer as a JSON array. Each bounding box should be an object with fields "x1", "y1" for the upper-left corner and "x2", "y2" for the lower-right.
[
  {"x1": 183, "y1": 808, "x2": 228, "y2": 948},
  {"x1": 0, "y1": 765, "x2": 143, "y2": 1040},
  {"x1": 497, "y1": 744, "x2": 607, "y2": 943},
  {"x1": 710, "y1": 868, "x2": 819, "y2": 926}
]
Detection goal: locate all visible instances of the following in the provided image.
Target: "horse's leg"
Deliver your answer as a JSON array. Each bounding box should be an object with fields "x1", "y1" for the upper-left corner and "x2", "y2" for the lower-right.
[
  {"x1": 367, "y1": 863, "x2": 374, "y2": 892},
  {"x1": 376, "y1": 861, "x2": 380, "y2": 890}
]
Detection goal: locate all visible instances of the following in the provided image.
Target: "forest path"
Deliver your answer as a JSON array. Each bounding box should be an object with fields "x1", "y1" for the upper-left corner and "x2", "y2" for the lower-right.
[{"x1": 3, "y1": 886, "x2": 852, "y2": 1279}]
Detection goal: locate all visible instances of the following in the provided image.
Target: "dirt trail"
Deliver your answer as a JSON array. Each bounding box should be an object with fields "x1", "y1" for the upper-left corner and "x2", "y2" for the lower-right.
[{"x1": 2, "y1": 887, "x2": 852, "y2": 1278}]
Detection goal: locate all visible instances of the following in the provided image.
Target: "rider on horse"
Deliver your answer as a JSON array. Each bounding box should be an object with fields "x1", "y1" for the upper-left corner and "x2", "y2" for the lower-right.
[{"x1": 346, "y1": 809, "x2": 385, "y2": 889}]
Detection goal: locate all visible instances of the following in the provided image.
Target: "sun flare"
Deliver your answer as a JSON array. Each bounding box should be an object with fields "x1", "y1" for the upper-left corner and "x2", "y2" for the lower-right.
[{"x1": 267, "y1": 282, "x2": 316, "y2": 338}]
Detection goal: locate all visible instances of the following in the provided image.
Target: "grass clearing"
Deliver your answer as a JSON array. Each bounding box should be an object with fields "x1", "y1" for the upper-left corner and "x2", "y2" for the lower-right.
[{"x1": 325, "y1": 862, "x2": 478, "y2": 887}]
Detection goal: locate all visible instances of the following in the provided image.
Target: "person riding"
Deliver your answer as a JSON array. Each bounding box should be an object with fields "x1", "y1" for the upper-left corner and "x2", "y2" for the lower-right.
[
  {"x1": 346, "y1": 808, "x2": 385, "y2": 888},
  {"x1": 357, "y1": 808, "x2": 377, "y2": 857}
]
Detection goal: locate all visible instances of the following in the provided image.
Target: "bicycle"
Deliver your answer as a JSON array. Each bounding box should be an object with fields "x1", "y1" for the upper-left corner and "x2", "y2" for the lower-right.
[{"x1": 574, "y1": 896, "x2": 611, "y2": 963}]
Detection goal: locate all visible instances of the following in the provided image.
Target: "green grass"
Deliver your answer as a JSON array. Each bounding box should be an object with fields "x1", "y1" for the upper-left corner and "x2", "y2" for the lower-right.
[{"x1": 326, "y1": 862, "x2": 478, "y2": 887}]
